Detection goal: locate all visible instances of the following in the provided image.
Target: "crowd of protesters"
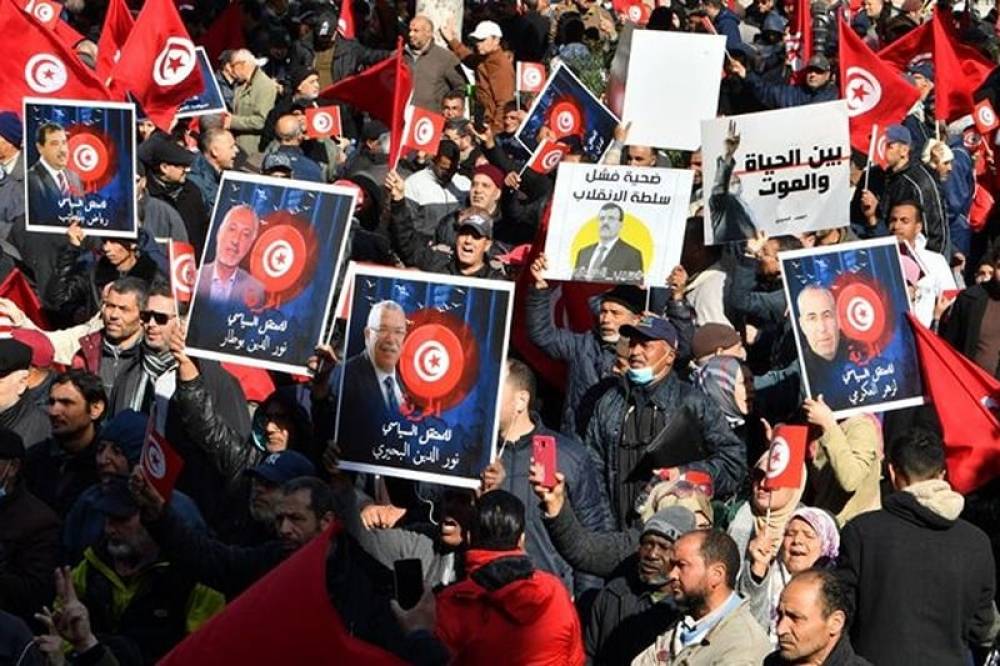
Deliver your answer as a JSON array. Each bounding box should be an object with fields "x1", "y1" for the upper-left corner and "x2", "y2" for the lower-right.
[{"x1": 1, "y1": 0, "x2": 1000, "y2": 664}]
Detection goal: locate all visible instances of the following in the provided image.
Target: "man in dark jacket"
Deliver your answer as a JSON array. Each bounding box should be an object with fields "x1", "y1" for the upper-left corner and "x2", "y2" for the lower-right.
[
  {"x1": 941, "y1": 245, "x2": 1000, "y2": 378},
  {"x1": 0, "y1": 427, "x2": 60, "y2": 622},
  {"x1": 387, "y1": 169, "x2": 506, "y2": 279},
  {"x1": 704, "y1": 0, "x2": 743, "y2": 50},
  {"x1": 23, "y1": 370, "x2": 106, "y2": 516},
  {"x1": 730, "y1": 54, "x2": 838, "y2": 110},
  {"x1": 585, "y1": 316, "x2": 746, "y2": 528},
  {"x1": 765, "y1": 569, "x2": 871, "y2": 666},
  {"x1": 836, "y1": 430, "x2": 997, "y2": 665},
  {"x1": 141, "y1": 138, "x2": 210, "y2": 258},
  {"x1": 494, "y1": 359, "x2": 612, "y2": 597},
  {"x1": 0, "y1": 338, "x2": 50, "y2": 449},
  {"x1": 586, "y1": 507, "x2": 696, "y2": 664},
  {"x1": 860, "y1": 124, "x2": 950, "y2": 257},
  {"x1": 72, "y1": 277, "x2": 147, "y2": 397}
]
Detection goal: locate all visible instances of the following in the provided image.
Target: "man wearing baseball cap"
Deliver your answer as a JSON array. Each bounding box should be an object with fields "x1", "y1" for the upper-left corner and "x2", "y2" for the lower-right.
[
  {"x1": 585, "y1": 315, "x2": 745, "y2": 528},
  {"x1": 441, "y1": 20, "x2": 514, "y2": 132},
  {"x1": 859, "y1": 122, "x2": 950, "y2": 258},
  {"x1": 728, "y1": 52, "x2": 837, "y2": 109}
]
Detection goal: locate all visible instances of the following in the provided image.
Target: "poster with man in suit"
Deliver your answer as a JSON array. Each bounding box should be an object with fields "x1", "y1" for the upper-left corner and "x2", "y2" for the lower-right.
[
  {"x1": 24, "y1": 98, "x2": 136, "y2": 237},
  {"x1": 185, "y1": 172, "x2": 355, "y2": 374},
  {"x1": 335, "y1": 265, "x2": 513, "y2": 489},
  {"x1": 544, "y1": 162, "x2": 692, "y2": 285}
]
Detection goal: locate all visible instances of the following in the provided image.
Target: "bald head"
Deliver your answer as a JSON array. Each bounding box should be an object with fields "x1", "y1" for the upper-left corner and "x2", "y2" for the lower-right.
[
  {"x1": 408, "y1": 15, "x2": 434, "y2": 51},
  {"x1": 276, "y1": 115, "x2": 304, "y2": 145}
]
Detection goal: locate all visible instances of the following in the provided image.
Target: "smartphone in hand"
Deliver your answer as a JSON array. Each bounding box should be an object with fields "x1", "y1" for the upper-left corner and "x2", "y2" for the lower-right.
[
  {"x1": 393, "y1": 558, "x2": 424, "y2": 611},
  {"x1": 532, "y1": 435, "x2": 558, "y2": 488}
]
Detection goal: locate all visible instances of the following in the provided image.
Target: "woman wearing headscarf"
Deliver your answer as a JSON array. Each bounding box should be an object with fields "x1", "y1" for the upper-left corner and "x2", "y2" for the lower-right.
[
  {"x1": 738, "y1": 506, "x2": 841, "y2": 643},
  {"x1": 693, "y1": 355, "x2": 767, "y2": 465},
  {"x1": 727, "y1": 449, "x2": 807, "y2": 568}
]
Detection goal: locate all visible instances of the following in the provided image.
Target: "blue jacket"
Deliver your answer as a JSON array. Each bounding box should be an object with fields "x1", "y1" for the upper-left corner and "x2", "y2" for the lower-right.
[
  {"x1": 498, "y1": 418, "x2": 613, "y2": 598},
  {"x1": 944, "y1": 140, "x2": 975, "y2": 256},
  {"x1": 585, "y1": 373, "x2": 746, "y2": 528},
  {"x1": 275, "y1": 145, "x2": 324, "y2": 183},
  {"x1": 713, "y1": 8, "x2": 744, "y2": 52},
  {"x1": 746, "y1": 72, "x2": 838, "y2": 109},
  {"x1": 186, "y1": 154, "x2": 221, "y2": 213}
]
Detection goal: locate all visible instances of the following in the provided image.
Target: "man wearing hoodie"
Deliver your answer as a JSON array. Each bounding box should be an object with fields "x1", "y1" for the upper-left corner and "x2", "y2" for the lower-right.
[
  {"x1": 434, "y1": 490, "x2": 585, "y2": 665},
  {"x1": 837, "y1": 430, "x2": 997, "y2": 665}
]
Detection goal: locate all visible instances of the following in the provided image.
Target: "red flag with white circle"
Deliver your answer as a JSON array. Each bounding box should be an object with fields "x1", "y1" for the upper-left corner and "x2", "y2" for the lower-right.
[
  {"x1": 836, "y1": 281, "x2": 888, "y2": 345},
  {"x1": 527, "y1": 139, "x2": 569, "y2": 175},
  {"x1": 18, "y1": 0, "x2": 59, "y2": 27},
  {"x1": 974, "y1": 99, "x2": 999, "y2": 135},
  {"x1": 141, "y1": 428, "x2": 185, "y2": 501},
  {"x1": 403, "y1": 107, "x2": 445, "y2": 155},
  {"x1": 516, "y1": 62, "x2": 546, "y2": 94},
  {"x1": 305, "y1": 106, "x2": 343, "y2": 139},
  {"x1": 763, "y1": 424, "x2": 808, "y2": 490},
  {"x1": 399, "y1": 322, "x2": 466, "y2": 403},
  {"x1": 547, "y1": 98, "x2": 583, "y2": 138},
  {"x1": 67, "y1": 130, "x2": 112, "y2": 190},
  {"x1": 169, "y1": 240, "x2": 196, "y2": 304},
  {"x1": 249, "y1": 224, "x2": 309, "y2": 295}
]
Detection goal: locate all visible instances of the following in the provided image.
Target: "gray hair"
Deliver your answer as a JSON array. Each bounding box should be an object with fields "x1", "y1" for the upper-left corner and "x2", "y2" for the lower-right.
[{"x1": 366, "y1": 300, "x2": 406, "y2": 330}]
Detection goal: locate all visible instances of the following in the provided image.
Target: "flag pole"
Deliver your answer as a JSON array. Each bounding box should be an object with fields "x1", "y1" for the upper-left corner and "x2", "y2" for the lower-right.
[
  {"x1": 390, "y1": 37, "x2": 406, "y2": 171},
  {"x1": 864, "y1": 123, "x2": 878, "y2": 191}
]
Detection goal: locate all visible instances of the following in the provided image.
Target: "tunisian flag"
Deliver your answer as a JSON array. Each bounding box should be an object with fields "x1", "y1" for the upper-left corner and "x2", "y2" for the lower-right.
[
  {"x1": 878, "y1": 12, "x2": 994, "y2": 122},
  {"x1": 909, "y1": 313, "x2": 1000, "y2": 494},
  {"x1": 337, "y1": 0, "x2": 356, "y2": 38},
  {"x1": 763, "y1": 424, "x2": 808, "y2": 490},
  {"x1": 160, "y1": 524, "x2": 405, "y2": 665},
  {"x1": 96, "y1": 0, "x2": 134, "y2": 83},
  {"x1": 0, "y1": 269, "x2": 48, "y2": 329},
  {"x1": 196, "y1": 1, "x2": 246, "y2": 63},
  {"x1": 110, "y1": 0, "x2": 205, "y2": 128},
  {"x1": 0, "y1": 0, "x2": 109, "y2": 110},
  {"x1": 786, "y1": 0, "x2": 812, "y2": 83},
  {"x1": 838, "y1": 19, "x2": 920, "y2": 153},
  {"x1": 319, "y1": 41, "x2": 412, "y2": 168}
]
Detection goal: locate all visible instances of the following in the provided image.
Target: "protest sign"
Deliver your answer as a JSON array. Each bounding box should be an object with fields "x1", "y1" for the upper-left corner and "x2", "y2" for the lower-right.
[
  {"x1": 334, "y1": 265, "x2": 513, "y2": 489},
  {"x1": 516, "y1": 62, "x2": 618, "y2": 163},
  {"x1": 543, "y1": 163, "x2": 693, "y2": 285},
  {"x1": 24, "y1": 98, "x2": 136, "y2": 238},
  {"x1": 185, "y1": 172, "x2": 355, "y2": 374},
  {"x1": 781, "y1": 237, "x2": 924, "y2": 418},
  {"x1": 622, "y1": 31, "x2": 725, "y2": 150},
  {"x1": 701, "y1": 101, "x2": 851, "y2": 245},
  {"x1": 174, "y1": 47, "x2": 226, "y2": 118}
]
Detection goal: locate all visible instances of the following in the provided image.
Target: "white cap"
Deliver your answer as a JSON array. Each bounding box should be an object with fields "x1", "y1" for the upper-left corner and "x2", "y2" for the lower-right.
[{"x1": 469, "y1": 20, "x2": 502, "y2": 40}]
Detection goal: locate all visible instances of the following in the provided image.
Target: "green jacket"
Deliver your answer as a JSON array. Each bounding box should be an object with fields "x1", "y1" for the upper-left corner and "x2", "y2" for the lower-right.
[{"x1": 231, "y1": 67, "x2": 279, "y2": 159}]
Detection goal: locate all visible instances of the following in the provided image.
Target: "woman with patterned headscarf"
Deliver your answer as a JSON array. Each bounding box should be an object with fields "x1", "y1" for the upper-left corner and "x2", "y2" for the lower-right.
[
  {"x1": 693, "y1": 355, "x2": 768, "y2": 464},
  {"x1": 738, "y1": 505, "x2": 841, "y2": 644}
]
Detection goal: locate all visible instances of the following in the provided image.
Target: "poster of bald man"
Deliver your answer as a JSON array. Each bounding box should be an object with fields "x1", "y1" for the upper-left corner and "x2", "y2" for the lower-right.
[
  {"x1": 781, "y1": 237, "x2": 924, "y2": 418},
  {"x1": 334, "y1": 265, "x2": 513, "y2": 489},
  {"x1": 543, "y1": 162, "x2": 693, "y2": 285},
  {"x1": 184, "y1": 172, "x2": 356, "y2": 374},
  {"x1": 23, "y1": 97, "x2": 137, "y2": 237}
]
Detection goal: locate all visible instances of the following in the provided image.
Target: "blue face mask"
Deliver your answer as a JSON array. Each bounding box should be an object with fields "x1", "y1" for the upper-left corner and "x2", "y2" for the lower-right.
[{"x1": 627, "y1": 366, "x2": 655, "y2": 385}]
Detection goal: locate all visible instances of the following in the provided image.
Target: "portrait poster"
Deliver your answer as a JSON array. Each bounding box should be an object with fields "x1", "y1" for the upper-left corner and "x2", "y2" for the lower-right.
[
  {"x1": 175, "y1": 47, "x2": 226, "y2": 118},
  {"x1": 701, "y1": 101, "x2": 851, "y2": 245},
  {"x1": 621, "y1": 30, "x2": 725, "y2": 150},
  {"x1": 23, "y1": 97, "x2": 137, "y2": 237},
  {"x1": 781, "y1": 237, "x2": 924, "y2": 418},
  {"x1": 516, "y1": 62, "x2": 619, "y2": 164},
  {"x1": 184, "y1": 172, "x2": 355, "y2": 374},
  {"x1": 543, "y1": 163, "x2": 694, "y2": 285},
  {"x1": 334, "y1": 265, "x2": 514, "y2": 489}
]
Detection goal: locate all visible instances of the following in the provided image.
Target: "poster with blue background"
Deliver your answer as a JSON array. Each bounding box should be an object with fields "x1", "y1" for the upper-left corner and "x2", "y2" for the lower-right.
[
  {"x1": 516, "y1": 62, "x2": 618, "y2": 164},
  {"x1": 335, "y1": 265, "x2": 514, "y2": 488},
  {"x1": 184, "y1": 172, "x2": 355, "y2": 374},
  {"x1": 24, "y1": 98, "x2": 136, "y2": 238},
  {"x1": 781, "y1": 237, "x2": 924, "y2": 418}
]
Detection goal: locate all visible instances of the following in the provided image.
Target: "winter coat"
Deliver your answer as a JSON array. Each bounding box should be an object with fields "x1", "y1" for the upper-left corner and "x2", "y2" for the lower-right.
[
  {"x1": 0, "y1": 481, "x2": 59, "y2": 621},
  {"x1": 746, "y1": 72, "x2": 839, "y2": 109},
  {"x1": 445, "y1": 42, "x2": 515, "y2": 132},
  {"x1": 145, "y1": 176, "x2": 209, "y2": 259},
  {"x1": 0, "y1": 394, "x2": 51, "y2": 450},
  {"x1": 585, "y1": 373, "x2": 747, "y2": 527},
  {"x1": 71, "y1": 543, "x2": 225, "y2": 665},
  {"x1": 405, "y1": 43, "x2": 467, "y2": 112},
  {"x1": 586, "y1": 570, "x2": 677, "y2": 666},
  {"x1": 185, "y1": 154, "x2": 222, "y2": 213},
  {"x1": 713, "y1": 8, "x2": 744, "y2": 51},
  {"x1": 435, "y1": 549, "x2": 585, "y2": 666},
  {"x1": 0, "y1": 609, "x2": 44, "y2": 666},
  {"x1": 497, "y1": 418, "x2": 613, "y2": 596},
  {"x1": 46, "y1": 244, "x2": 161, "y2": 324},
  {"x1": 23, "y1": 437, "x2": 99, "y2": 517},
  {"x1": 943, "y1": 140, "x2": 975, "y2": 255},
  {"x1": 0, "y1": 153, "x2": 25, "y2": 233},
  {"x1": 543, "y1": 495, "x2": 639, "y2": 580},
  {"x1": 230, "y1": 67, "x2": 279, "y2": 159},
  {"x1": 941, "y1": 282, "x2": 1000, "y2": 376},
  {"x1": 71, "y1": 330, "x2": 141, "y2": 398},
  {"x1": 837, "y1": 480, "x2": 997, "y2": 665},
  {"x1": 877, "y1": 158, "x2": 950, "y2": 257},
  {"x1": 805, "y1": 415, "x2": 882, "y2": 526}
]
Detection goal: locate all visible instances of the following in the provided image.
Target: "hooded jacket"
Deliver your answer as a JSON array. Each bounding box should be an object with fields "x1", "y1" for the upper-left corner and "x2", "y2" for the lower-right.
[
  {"x1": 435, "y1": 549, "x2": 585, "y2": 666},
  {"x1": 837, "y1": 479, "x2": 997, "y2": 666}
]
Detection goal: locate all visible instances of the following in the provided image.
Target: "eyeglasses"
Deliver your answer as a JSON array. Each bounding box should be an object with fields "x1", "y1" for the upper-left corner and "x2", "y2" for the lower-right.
[{"x1": 139, "y1": 310, "x2": 175, "y2": 325}]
